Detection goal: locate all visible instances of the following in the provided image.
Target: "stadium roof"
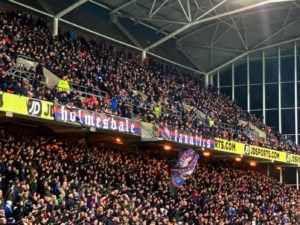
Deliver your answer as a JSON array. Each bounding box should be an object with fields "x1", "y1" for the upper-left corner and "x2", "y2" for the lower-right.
[{"x1": 6, "y1": 0, "x2": 300, "y2": 75}]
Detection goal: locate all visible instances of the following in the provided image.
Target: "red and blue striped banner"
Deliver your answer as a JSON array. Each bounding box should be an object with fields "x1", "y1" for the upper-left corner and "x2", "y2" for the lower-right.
[{"x1": 53, "y1": 104, "x2": 141, "y2": 135}]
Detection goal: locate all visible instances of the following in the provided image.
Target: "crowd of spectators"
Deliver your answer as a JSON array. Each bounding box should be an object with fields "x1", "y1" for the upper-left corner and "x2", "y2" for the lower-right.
[
  {"x1": 0, "y1": 9, "x2": 300, "y2": 154},
  {"x1": 0, "y1": 128, "x2": 299, "y2": 224}
]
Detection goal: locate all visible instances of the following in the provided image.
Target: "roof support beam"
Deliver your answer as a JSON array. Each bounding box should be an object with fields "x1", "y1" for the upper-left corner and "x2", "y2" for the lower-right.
[
  {"x1": 253, "y1": 17, "x2": 300, "y2": 49},
  {"x1": 55, "y1": 0, "x2": 88, "y2": 18},
  {"x1": 177, "y1": 42, "x2": 203, "y2": 71},
  {"x1": 156, "y1": 23, "x2": 173, "y2": 34},
  {"x1": 207, "y1": 0, "x2": 235, "y2": 30},
  {"x1": 184, "y1": 45, "x2": 244, "y2": 54},
  {"x1": 177, "y1": 0, "x2": 191, "y2": 22},
  {"x1": 177, "y1": 21, "x2": 221, "y2": 41},
  {"x1": 8, "y1": 0, "x2": 204, "y2": 75},
  {"x1": 211, "y1": 21, "x2": 236, "y2": 46},
  {"x1": 111, "y1": 15, "x2": 142, "y2": 48},
  {"x1": 280, "y1": 7, "x2": 293, "y2": 40},
  {"x1": 229, "y1": 14, "x2": 247, "y2": 50},
  {"x1": 61, "y1": 18, "x2": 205, "y2": 74},
  {"x1": 208, "y1": 36, "x2": 300, "y2": 75},
  {"x1": 145, "y1": 0, "x2": 228, "y2": 51},
  {"x1": 187, "y1": 0, "x2": 192, "y2": 22},
  {"x1": 144, "y1": 0, "x2": 292, "y2": 51},
  {"x1": 149, "y1": 0, "x2": 169, "y2": 18},
  {"x1": 210, "y1": 23, "x2": 219, "y2": 46},
  {"x1": 89, "y1": 0, "x2": 169, "y2": 36},
  {"x1": 149, "y1": 0, "x2": 157, "y2": 16},
  {"x1": 114, "y1": 14, "x2": 188, "y2": 25},
  {"x1": 111, "y1": 0, "x2": 137, "y2": 14}
]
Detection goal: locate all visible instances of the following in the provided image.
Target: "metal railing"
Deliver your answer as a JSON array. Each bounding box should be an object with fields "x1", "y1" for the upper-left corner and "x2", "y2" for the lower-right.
[
  {"x1": 6, "y1": 66, "x2": 46, "y2": 83},
  {"x1": 70, "y1": 83, "x2": 107, "y2": 98},
  {"x1": 69, "y1": 83, "x2": 182, "y2": 118},
  {"x1": 185, "y1": 101, "x2": 259, "y2": 139},
  {"x1": 17, "y1": 54, "x2": 36, "y2": 62}
]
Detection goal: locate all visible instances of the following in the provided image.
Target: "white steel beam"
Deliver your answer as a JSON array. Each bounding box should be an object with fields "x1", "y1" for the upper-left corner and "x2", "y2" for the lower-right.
[
  {"x1": 115, "y1": 14, "x2": 188, "y2": 25},
  {"x1": 145, "y1": 0, "x2": 228, "y2": 51},
  {"x1": 9, "y1": 0, "x2": 53, "y2": 17},
  {"x1": 177, "y1": 43, "x2": 203, "y2": 71},
  {"x1": 294, "y1": 42, "x2": 298, "y2": 144},
  {"x1": 281, "y1": 7, "x2": 293, "y2": 33},
  {"x1": 209, "y1": 74, "x2": 213, "y2": 86},
  {"x1": 232, "y1": 63, "x2": 235, "y2": 100},
  {"x1": 178, "y1": 21, "x2": 221, "y2": 41},
  {"x1": 181, "y1": 44, "x2": 244, "y2": 53},
  {"x1": 177, "y1": 0, "x2": 191, "y2": 22},
  {"x1": 247, "y1": 54, "x2": 250, "y2": 112},
  {"x1": 112, "y1": 16, "x2": 142, "y2": 48},
  {"x1": 217, "y1": 71, "x2": 220, "y2": 94},
  {"x1": 111, "y1": 0, "x2": 138, "y2": 13},
  {"x1": 55, "y1": 0, "x2": 88, "y2": 18},
  {"x1": 296, "y1": 168, "x2": 299, "y2": 190},
  {"x1": 149, "y1": 0, "x2": 157, "y2": 16},
  {"x1": 141, "y1": 50, "x2": 147, "y2": 62},
  {"x1": 149, "y1": 0, "x2": 169, "y2": 18},
  {"x1": 180, "y1": 4, "x2": 293, "y2": 42},
  {"x1": 187, "y1": 0, "x2": 192, "y2": 22},
  {"x1": 228, "y1": 11, "x2": 248, "y2": 50},
  {"x1": 147, "y1": 51, "x2": 205, "y2": 74},
  {"x1": 53, "y1": 17, "x2": 58, "y2": 36},
  {"x1": 262, "y1": 51, "x2": 266, "y2": 124},
  {"x1": 145, "y1": 0, "x2": 287, "y2": 51},
  {"x1": 207, "y1": 0, "x2": 236, "y2": 30},
  {"x1": 279, "y1": 167, "x2": 283, "y2": 183},
  {"x1": 208, "y1": 36, "x2": 300, "y2": 75},
  {"x1": 253, "y1": 18, "x2": 300, "y2": 49},
  {"x1": 9, "y1": 0, "x2": 205, "y2": 74},
  {"x1": 205, "y1": 74, "x2": 209, "y2": 87},
  {"x1": 89, "y1": 0, "x2": 170, "y2": 36},
  {"x1": 212, "y1": 19, "x2": 240, "y2": 46},
  {"x1": 210, "y1": 23, "x2": 219, "y2": 46},
  {"x1": 279, "y1": 47, "x2": 282, "y2": 134}
]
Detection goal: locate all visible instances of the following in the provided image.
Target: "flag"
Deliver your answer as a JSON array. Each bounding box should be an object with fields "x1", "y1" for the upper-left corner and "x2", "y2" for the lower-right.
[{"x1": 169, "y1": 148, "x2": 199, "y2": 195}]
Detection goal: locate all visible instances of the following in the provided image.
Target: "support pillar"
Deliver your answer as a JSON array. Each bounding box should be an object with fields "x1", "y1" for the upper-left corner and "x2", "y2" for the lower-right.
[
  {"x1": 247, "y1": 54, "x2": 250, "y2": 112},
  {"x1": 141, "y1": 50, "x2": 147, "y2": 63},
  {"x1": 278, "y1": 47, "x2": 282, "y2": 134},
  {"x1": 294, "y1": 42, "x2": 298, "y2": 144},
  {"x1": 267, "y1": 164, "x2": 270, "y2": 176},
  {"x1": 296, "y1": 168, "x2": 299, "y2": 191},
  {"x1": 205, "y1": 74, "x2": 209, "y2": 88},
  {"x1": 217, "y1": 71, "x2": 220, "y2": 94},
  {"x1": 262, "y1": 51, "x2": 266, "y2": 124},
  {"x1": 279, "y1": 167, "x2": 283, "y2": 184},
  {"x1": 232, "y1": 63, "x2": 235, "y2": 101},
  {"x1": 209, "y1": 75, "x2": 213, "y2": 86},
  {"x1": 53, "y1": 17, "x2": 58, "y2": 37}
]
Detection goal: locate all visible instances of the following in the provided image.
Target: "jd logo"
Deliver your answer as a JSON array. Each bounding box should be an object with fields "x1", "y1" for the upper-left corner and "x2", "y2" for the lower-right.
[
  {"x1": 244, "y1": 144, "x2": 250, "y2": 155},
  {"x1": 0, "y1": 94, "x2": 3, "y2": 107},
  {"x1": 286, "y1": 153, "x2": 291, "y2": 163},
  {"x1": 27, "y1": 99, "x2": 42, "y2": 116}
]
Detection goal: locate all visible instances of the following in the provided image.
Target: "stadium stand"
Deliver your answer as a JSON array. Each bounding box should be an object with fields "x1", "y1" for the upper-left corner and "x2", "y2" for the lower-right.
[
  {"x1": 0, "y1": 128, "x2": 299, "y2": 224},
  {"x1": 0, "y1": 10, "x2": 299, "y2": 155},
  {"x1": 0, "y1": 6, "x2": 299, "y2": 225}
]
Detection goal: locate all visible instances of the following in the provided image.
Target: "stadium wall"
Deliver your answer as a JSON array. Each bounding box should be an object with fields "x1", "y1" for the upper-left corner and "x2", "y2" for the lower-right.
[{"x1": 212, "y1": 42, "x2": 300, "y2": 145}]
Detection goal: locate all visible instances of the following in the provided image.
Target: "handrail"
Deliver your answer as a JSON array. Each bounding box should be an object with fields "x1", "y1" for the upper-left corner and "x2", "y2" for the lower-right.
[
  {"x1": 69, "y1": 82, "x2": 182, "y2": 118},
  {"x1": 183, "y1": 100, "x2": 259, "y2": 139},
  {"x1": 6, "y1": 66, "x2": 46, "y2": 83},
  {"x1": 17, "y1": 54, "x2": 36, "y2": 62},
  {"x1": 69, "y1": 83, "x2": 108, "y2": 98}
]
